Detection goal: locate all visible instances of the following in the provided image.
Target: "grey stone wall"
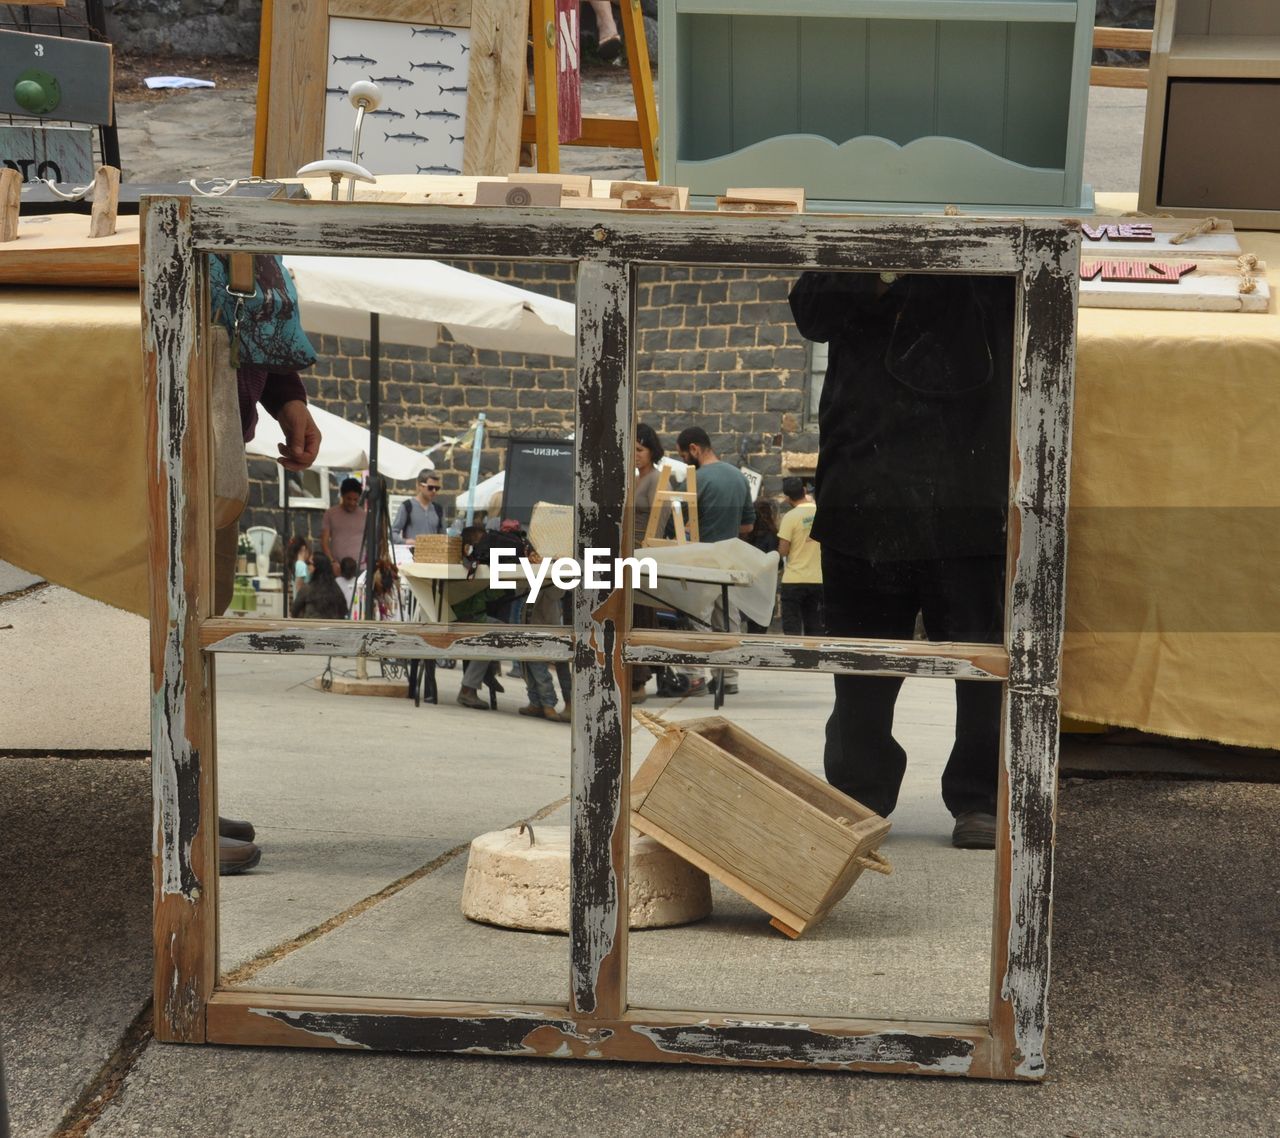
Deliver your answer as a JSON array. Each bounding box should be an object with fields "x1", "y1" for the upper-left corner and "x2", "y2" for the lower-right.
[{"x1": 100, "y1": 0, "x2": 260, "y2": 57}]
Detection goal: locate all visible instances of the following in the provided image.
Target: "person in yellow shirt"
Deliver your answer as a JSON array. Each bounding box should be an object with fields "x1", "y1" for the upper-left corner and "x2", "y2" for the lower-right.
[{"x1": 777, "y1": 477, "x2": 824, "y2": 636}]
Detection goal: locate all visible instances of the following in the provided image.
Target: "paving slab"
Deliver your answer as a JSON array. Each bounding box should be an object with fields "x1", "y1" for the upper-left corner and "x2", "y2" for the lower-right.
[
  {"x1": 0, "y1": 586, "x2": 149, "y2": 753},
  {"x1": 0, "y1": 560, "x2": 42, "y2": 597},
  {"x1": 0, "y1": 757, "x2": 151, "y2": 1138}
]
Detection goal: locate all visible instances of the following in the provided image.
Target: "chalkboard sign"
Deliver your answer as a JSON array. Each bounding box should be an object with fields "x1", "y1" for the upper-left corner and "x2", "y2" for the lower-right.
[{"x1": 502, "y1": 437, "x2": 574, "y2": 527}]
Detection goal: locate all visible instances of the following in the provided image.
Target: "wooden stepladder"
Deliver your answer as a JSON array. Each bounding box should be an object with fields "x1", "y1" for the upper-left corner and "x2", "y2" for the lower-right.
[
  {"x1": 641, "y1": 466, "x2": 698, "y2": 547},
  {"x1": 524, "y1": 0, "x2": 658, "y2": 179}
]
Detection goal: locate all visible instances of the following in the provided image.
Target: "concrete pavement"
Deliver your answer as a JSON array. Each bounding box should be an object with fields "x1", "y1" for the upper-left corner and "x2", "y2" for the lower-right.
[{"x1": 3, "y1": 68, "x2": 1278, "y2": 1138}]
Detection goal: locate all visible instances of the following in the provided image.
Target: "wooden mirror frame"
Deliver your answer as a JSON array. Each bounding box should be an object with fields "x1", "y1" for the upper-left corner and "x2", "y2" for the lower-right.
[{"x1": 142, "y1": 197, "x2": 1078, "y2": 1080}]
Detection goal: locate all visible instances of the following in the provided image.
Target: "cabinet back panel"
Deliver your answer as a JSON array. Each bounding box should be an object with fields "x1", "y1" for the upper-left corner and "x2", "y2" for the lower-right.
[
  {"x1": 676, "y1": 15, "x2": 1070, "y2": 168},
  {"x1": 1004, "y1": 22, "x2": 1073, "y2": 169},
  {"x1": 798, "y1": 19, "x2": 869, "y2": 145},
  {"x1": 1160, "y1": 79, "x2": 1280, "y2": 211}
]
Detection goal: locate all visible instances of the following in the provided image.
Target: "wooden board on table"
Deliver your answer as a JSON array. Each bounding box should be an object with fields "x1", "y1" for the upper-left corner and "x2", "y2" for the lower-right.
[
  {"x1": 0, "y1": 210, "x2": 138, "y2": 287},
  {"x1": 718, "y1": 186, "x2": 806, "y2": 214},
  {"x1": 1080, "y1": 216, "x2": 1244, "y2": 257},
  {"x1": 1079, "y1": 256, "x2": 1270, "y2": 312}
]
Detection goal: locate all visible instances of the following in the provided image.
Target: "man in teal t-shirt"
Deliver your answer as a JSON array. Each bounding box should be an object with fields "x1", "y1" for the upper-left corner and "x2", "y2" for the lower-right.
[{"x1": 675, "y1": 426, "x2": 755, "y2": 695}]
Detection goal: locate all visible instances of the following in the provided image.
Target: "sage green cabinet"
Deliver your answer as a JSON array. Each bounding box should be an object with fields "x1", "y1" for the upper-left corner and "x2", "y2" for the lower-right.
[{"x1": 658, "y1": 0, "x2": 1097, "y2": 212}]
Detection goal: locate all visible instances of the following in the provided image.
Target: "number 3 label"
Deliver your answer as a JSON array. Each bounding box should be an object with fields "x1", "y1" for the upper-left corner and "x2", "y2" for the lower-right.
[{"x1": 34, "y1": 43, "x2": 45, "y2": 57}]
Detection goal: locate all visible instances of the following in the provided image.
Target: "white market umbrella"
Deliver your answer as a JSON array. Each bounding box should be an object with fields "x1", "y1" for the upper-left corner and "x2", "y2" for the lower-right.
[
  {"x1": 283, "y1": 256, "x2": 576, "y2": 359},
  {"x1": 247, "y1": 403, "x2": 433, "y2": 481}
]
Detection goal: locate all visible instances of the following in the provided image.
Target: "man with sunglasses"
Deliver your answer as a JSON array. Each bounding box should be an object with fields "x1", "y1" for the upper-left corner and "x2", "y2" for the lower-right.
[{"x1": 393, "y1": 469, "x2": 446, "y2": 545}]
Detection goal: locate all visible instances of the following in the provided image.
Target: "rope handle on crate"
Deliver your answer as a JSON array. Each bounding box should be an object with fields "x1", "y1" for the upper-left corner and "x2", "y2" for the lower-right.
[
  {"x1": 633, "y1": 708, "x2": 675, "y2": 737},
  {"x1": 856, "y1": 849, "x2": 893, "y2": 876}
]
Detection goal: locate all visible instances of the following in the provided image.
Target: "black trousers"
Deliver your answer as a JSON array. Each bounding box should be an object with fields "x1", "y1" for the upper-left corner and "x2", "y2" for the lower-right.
[
  {"x1": 822, "y1": 550, "x2": 1005, "y2": 819},
  {"x1": 780, "y1": 583, "x2": 825, "y2": 636}
]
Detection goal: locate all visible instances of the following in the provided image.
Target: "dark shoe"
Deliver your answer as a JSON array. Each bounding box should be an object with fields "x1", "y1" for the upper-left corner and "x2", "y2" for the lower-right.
[
  {"x1": 507, "y1": 663, "x2": 523, "y2": 678},
  {"x1": 219, "y1": 815, "x2": 255, "y2": 843},
  {"x1": 219, "y1": 836, "x2": 262, "y2": 875},
  {"x1": 685, "y1": 678, "x2": 709, "y2": 697},
  {"x1": 596, "y1": 34, "x2": 622, "y2": 61},
  {"x1": 630, "y1": 686, "x2": 648, "y2": 704},
  {"x1": 709, "y1": 677, "x2": 738, "y2": 696},
  {"x1": 518, "y1": 704, "x2": 547, "y2": 718},
  {"x1": 952, "y1": 812, "x2": 998, "y2": 850},
  {"x1": 457, "y1": 688, "x2": 489, "y2": 710}
]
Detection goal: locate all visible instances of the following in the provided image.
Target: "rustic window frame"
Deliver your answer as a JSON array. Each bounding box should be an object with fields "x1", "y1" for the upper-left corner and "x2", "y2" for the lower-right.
[{"x1": 142, "y1": 196, "x2": 1078, "y2": 1080}]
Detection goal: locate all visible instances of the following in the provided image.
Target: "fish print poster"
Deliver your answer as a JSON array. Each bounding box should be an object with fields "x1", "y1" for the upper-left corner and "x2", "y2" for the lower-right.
[{"x1": 324, "y1": 17, "x2": 471, "y2": 176}]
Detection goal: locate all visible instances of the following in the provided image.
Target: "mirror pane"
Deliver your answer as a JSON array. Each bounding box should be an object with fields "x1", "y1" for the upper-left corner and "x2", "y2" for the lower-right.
[{"x1": 215, "y1": 651, "x2": 572, "y2": 1003}]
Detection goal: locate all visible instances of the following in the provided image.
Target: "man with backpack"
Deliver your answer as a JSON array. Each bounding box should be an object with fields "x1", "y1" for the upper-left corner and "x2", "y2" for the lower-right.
[{"x1": 392, "y1": 469, "x2": 445, "y2": 545}]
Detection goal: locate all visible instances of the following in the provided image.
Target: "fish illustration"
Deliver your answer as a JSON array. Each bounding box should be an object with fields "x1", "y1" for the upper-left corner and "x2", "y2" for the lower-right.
[
  {"x1": 331, "y1": 53, "x2": 376, "y2": 65},
  {"x1": 417, "y1": 164, "x2": 461, "y2": 175},
  {"x1": 370, "y1": 74, "x2": 415, "y2": 87},
  {"x1": 449, "y1": 133, "x2": 465, "y2": 143},
  {"x1": 409, "y1": 61, "x2": 454, "y2": 72},
  {"x1": 325, "y1": 85, "x2": 349, "y2": 97},
  {"x1": 384, "y1": 131, "x2": 431, "y2": 143},
  {"x1": 438, "y1": 84, "x2": 467, "y2": 95},
  {"x1": 366, "y1": 108, "x2": 405, "y2": 119},
  {"x1": 416, "y1": 109, "x2": 460, "y2": 121},
  {"x1": 326, "y1": 147, "x2": 353, "y2": 158},
  {"x1": 411, "y1": 27, "x2": 456, "y2": 38}
]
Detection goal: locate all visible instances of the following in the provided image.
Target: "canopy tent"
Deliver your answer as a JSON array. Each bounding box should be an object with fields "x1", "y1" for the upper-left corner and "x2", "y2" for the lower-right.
[
  {"x1": 247, "y1": 403, "x2": 433, "y2": 481},
  {"x1": 283, "y1": 256, "x2": 577, "y2": 359},
  {"x1": 455, "y1": 469, "x2": 505, "y2": 511}
]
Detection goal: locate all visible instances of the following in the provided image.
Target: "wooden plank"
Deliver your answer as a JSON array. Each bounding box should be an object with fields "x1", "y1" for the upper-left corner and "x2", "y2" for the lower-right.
[
  {"x1": 797, "y1": 17, "x2": 868, "y2": 142},
  {"x1": 730, "y1": 15, "x2": 799, "y2": 150},
  {"x1": 1090, "y1": 64, "x2": 1149, "y2": 88},
  {"x1": 462, "y1": 0, "x2": 528, "y2": 174},
  {"x1": 624, "y1": 629, "x2": 1009, "y2": 681},
  {"x1": 1079, "y1": 256, "x2": 1270, "y2": 312},
  {"x1": 937, "y1": 21, "x2": 1008, "y2": 158},
  {"x1": 142, "y1": 197, "x2": 216, "y2": 1043},
  {"x1": 571, "y1": 258, "x2": 632, "y2": 1018},
  {"x1": 200, "y1": 617, "x2": 574, "y2": 659},
  {"x1": 1004, "y1": 21, "x2": 1074, "y2": 170},
  {"x1": 620, "y1": 0, "x2": 659, "y2": 179},
  {"x1": 0, "y1": 211, "x2": 138, "y2": 287},
  {"x1": 530, "y1": 0, "x2": 559, "y2": 171},
  {"x1": 264, "y1": 0, "x2": 329, "y2": 178},
  {"x1": 205, "y1": 990, "x2": 991, "y2": 1076},
  {"x1": 252, "y1": 0, "x2": 274, "y2": 177},
  {"x1": 628, "y1": 725, "x2": 684, "y2": 808},
  {"x1": 630, "y1": 812, "x2": 811, "y2": 934},
  {"x1": 1092, "y1": 26, "x2": 1153, "y2": 52},
  {"x1": 867, "y1": 18, "x2": 936, "y2": 143},
  {"x1": 88, "y1": 165, "x2": 120, "y2": 238}
]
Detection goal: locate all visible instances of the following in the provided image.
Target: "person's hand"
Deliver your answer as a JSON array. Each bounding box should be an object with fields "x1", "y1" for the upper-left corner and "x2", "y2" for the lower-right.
[{"x1": 275, "y1": 400, "x2": 321, "y2": 471}]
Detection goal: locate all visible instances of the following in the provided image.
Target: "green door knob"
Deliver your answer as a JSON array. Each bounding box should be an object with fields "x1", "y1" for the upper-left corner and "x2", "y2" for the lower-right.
[{"x1": 13, "y1": 70, "x2": 61, "y2": 115}]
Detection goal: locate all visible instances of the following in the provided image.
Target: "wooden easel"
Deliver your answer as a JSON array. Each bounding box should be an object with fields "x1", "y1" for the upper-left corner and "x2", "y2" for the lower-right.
[
  {"x1": 641, "y1": 466, "x2": 698, "y2": 547},
  {"x1": 524, "y1": 0, "x2": 658, "y2": 179}
]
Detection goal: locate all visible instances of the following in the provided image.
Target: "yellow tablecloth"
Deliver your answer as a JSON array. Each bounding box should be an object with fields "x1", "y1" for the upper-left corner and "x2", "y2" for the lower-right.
[{"x1": 3, "y1": 212, "x2": 1279, "y2": 749}]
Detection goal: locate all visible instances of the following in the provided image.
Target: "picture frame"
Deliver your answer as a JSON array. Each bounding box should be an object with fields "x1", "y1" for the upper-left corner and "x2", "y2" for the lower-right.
[{"x1": 142, "y1": 195, "x2": 1078, "y2": 1080}]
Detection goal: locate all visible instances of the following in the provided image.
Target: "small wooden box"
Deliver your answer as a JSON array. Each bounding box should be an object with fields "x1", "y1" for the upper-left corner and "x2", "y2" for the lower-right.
[
  {"x1": 631, "y1": 715, "x2": 890, "y2": 938},
  {"x1": 413, "y1": 534, "x2": 462, "y2": 564}
]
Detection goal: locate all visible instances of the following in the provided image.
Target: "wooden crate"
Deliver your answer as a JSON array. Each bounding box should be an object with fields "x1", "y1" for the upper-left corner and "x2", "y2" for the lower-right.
[
  {"x1": 631, "y1": 713, "x2": 891, "y2": 938},
  {"x1": 413, "y1": 534, "x2": 462, "y2": 564}
]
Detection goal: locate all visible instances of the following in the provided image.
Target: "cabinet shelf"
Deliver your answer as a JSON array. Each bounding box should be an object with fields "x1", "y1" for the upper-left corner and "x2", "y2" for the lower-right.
[{"x1": 1167, "y1": 35, "x2": 1280, "y2": 77}]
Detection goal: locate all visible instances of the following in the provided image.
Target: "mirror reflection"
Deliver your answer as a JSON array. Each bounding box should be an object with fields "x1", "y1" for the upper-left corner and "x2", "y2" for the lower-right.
[
  {"x1": 215, "y1": 651, "x2": 573, "y2": 1004},
  {"x1": 210, "y1": 252, "x2": 577, "y2": 648},
  {"x1": 627, "y1": 266, "x2": 1013, "y2": 1020}
]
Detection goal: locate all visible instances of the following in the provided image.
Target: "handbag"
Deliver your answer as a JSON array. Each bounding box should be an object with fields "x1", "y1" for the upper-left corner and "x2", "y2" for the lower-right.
[{"x1": 209, "y1": 254, "x2": 317, "y2": 370}]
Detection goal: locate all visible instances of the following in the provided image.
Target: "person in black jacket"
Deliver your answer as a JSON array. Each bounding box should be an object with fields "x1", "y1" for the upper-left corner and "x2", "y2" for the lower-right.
[
  {"x1": 789, "y1": 271, "x2": 1014, "y2": 850},
  {"x1": 290, "y1": 553, "x2": 351, "y2": 619}
]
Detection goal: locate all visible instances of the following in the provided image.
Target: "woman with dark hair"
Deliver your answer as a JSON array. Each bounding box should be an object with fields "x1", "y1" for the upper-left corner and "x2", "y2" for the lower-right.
[
  {"x1": 745, "y1": 497, "x2": 781, "y2": 633},
  {"x1": 634, "y1": 422, "x2": 664, "y2": 547},
  {"x1": 290, "y1": 552, "x2": 351, "y2": 619}
]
